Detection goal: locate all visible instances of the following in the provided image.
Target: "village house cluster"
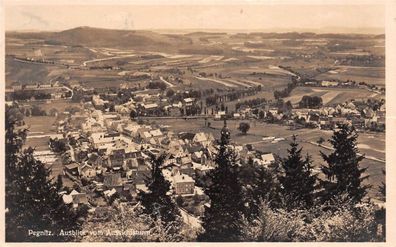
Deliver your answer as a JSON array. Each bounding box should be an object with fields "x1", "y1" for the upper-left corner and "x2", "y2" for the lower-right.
[
  {"x1": 234, "y1": 98, "x2": 386, "y2": 132},
  {"x1": 29, "y1": 89, "x2": 281, "y2": 217}
]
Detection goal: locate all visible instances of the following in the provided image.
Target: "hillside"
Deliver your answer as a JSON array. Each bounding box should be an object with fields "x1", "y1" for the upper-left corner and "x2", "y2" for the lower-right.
[{"x1": 6, "y1": 26, "x2": 193, "y2": 51}]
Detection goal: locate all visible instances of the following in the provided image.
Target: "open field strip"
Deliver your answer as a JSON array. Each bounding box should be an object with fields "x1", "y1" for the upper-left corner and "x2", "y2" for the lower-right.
[
  {"x1": 311, "y1": 89, "x2": 343, "y2": 105},
  {"x1": 82, "y1": 54, "x2": 137, "y2": 66},
  {"x1": 198, "y1": 55, "x2": 224, "y2": 64},
  {"x1": 194, "y1": 76, "x2": 237, "y2": 88},
  {"x1": 357, "y1": 144, "x2": 385, "y2": 154},
  {"x1": 307, "y1": 141, "x2": 385, "y2": 163},
  {"x1": 268, "y1": 65, "x2": 297, "y2": 76},
  {"x1": 159, "y1": 76, "x2": 175, "y2": 87},
  {"x1": 241, "y1": 79, "x2": 265, "y2": 86},
  {"x1": 223, "y1": 78, "x2": 253, "y2": 88}
]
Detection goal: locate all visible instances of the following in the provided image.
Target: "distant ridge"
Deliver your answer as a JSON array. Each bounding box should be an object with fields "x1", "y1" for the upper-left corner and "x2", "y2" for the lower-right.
[
  {"x1": 6, "y1": 26, "x2": 384, "y2": 55},
  {"x1": 6, "y1": 26, "x2": 193, "y2": 52},
  {"x1": 7, "y1": 25, "x2": 384, "y2": 35}
]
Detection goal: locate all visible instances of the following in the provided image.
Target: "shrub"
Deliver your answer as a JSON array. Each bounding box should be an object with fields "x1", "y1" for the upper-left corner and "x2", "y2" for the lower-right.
[
  {"x1": 238, "y1": 122, "x2": 250, "y2": 135},
  {"x1": 242, "y1": 199, "x2": 384, "y2": 242}
]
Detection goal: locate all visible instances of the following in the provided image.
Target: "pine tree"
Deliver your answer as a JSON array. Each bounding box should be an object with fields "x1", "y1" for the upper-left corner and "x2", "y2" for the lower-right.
[
  {"x1": 139, "y1": 154, "x2": 181, "y2": 228},
  {"x1": 379, "y1": 169, "x2": 385, "y2": 202},
  {"x1": 253, "y1": 164, "x2": 283, "y2": 210},
  {"x1": 278, "y1": 135, "x2": 317, "y2": 210},
  {"x1": 240, "y1": 158, "x2": 282, "y2": 220},
  {"x1": 320, "y1": 124, "x2": 369, "y2": 204},
  {"x1": 6, "y1": 104, "x2": 87, "y2": 242},
  {"x1": 56, "y1": 174, "x2": 63, "y2": 191},
  {"x1": 198, "y1": 120, "x2": 245, "y2": 241}
]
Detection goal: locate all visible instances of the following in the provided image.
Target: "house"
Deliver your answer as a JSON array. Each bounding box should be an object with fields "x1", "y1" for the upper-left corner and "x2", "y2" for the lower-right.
[
  {"x1": 363, "y1": 107, "x2": 375, "y2": 118},
  {"x1": 64, "y1": 163, "x2": 80, "y2": 177},
  {"x1": 260, "y1": 153, "x2": 275, "y2": 166},
  {"x1": 193, "y1": 132, "x2": 214, "y2": 147},
  {"x1": 168, "y1": 141, "x2": 185, "y2": 157},
  {"x1": 214, "y1": 111, "x2": 226, "y2": 120},
  {"x1": 124, "y1": 157, "x2": 145, "y2": 173},
  {"x1": 87, "y1": 153, "x2": 106, "y2": 168},
  {"x1": 346, "y1": 102, "x2": 356, "y2": 110},
  {"x1": 92, "y1": 95, "x2": 109, "y2": 110},
  {"x1": 304, "y1": 81, "x2": 318, "y2": 86},
  {"x1": 103, "y1": 188, "x2": 117, "y2": 199},
  {"x1": 121, "y1": 182, "x2": 137, "y2": 201},
  {"x1": 108, "y1": 149, "x2": 125, "y2": 170},
  {"x1": 352, "y1": 118, "x2": 365, "y2": 129},
  {"x1": 321, "y1": 81, "x2": 339, "y2": 87},
  {"x1": 268, "y1": 109, "x2": 278, "y2": 116},
  {"x1": 142, "y1": 103, "x2": 159, "y2": 115},
  {"x1": 330, "y1": 117, "x2": 348, "y2": 127},
  {"x1": 186, "y1": 144, "x2": 202, "y2": 154},
  {"x1": 173, "y1": 172, "x2": 195, "y2": 195},
  {"x1": 80, "y1": 164, "x2": 96, "y2": 178},
  {"x1": 114, "y1": 105, "x2": 130, "y2": 115},
  {"x1": 136, "y1": 127, "x2": 152, "y2": 141},
  {"x1": 320, "y1": 107, "x2": 336, "y2": 117},
  {"x1": 183, "y1": 98, "x2": 195, "y2": 107},
  {"x1": 150, "y1": 129, "x2": 163, "y2": 138},
  {"x1": 168, "y1": 106, "x2": 182, "y2": 117},
  {"x1": 63, "y1": 190, "x2": 89, "y2": 208},
  {"x1": 319, "y1": 120, "x2": 332, "y2": 130},
  {"x1": 192, "y1": 151, "x2": 204, "y2": 163},
  {"x1": 136, "y1": 184, "x2": 149, "y2": 193},
  {"x1": 308, "y1": 113, "x2": 320, "y2": 123},
  {"x1": 233, "y1": 113, "x2": 241, "y2": 119},
  {"x1": 123, "y1": 124, "x2": 140, "y2": 137},
  {"x1": 70, "y1": 190, "x2": 89, "y2": 206},
  {"x1": 75, "y1": 149, "x2": 88, "y2": 163},
  {"x1": 172, "y1": 101, "x2": 183, "y2": 108},
  {"x1": 172, "y1": 156, "x2": 194, "y2": 177},
  {"x1": 103, "y1": 173, "x2": 123, "y2": 190},
  {"x1": 125, "y1": 150, "x2": 143, "y2": 159},
  {"x1": 132, "y1": 171, "x2": 150, "y2": 190},
  {"x1": 178, "y1": 132, "x2": 195, "y2": 141},
  {"x1": 90, "y1": 132, "x2": 121, "y2": 149},
  {"x1": 93, "y1": 181, "x2": 105, "y2": 192},
  {"x1": 193, "y1": 162, "x2": 215, "y2": 175}
]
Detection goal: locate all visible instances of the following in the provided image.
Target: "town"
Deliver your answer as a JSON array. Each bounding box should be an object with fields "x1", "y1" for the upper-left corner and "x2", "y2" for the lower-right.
[
  {"x1": 5, "y1": 67, "x2": 385, "y2": 226},
  {"x1": 5, "y1": 11, "x2": 386, "y2": 242}
]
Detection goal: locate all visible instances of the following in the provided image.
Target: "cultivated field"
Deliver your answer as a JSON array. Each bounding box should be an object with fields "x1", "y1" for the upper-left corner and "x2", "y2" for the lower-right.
[
  {"x1": 285, "y1": 86, "x2": 382, "y2": 106},
  {"x1": 24, "y1": 116, "x2": 58, "y2": 134},
  {"x1": 315, "y1": 66, "x2": 385, "y2": 86}
]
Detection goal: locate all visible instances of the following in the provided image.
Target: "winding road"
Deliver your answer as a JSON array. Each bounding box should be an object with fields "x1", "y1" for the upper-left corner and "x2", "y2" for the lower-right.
[{"x1": 159, "y1": 76, "x2": 175, "y2": 88}]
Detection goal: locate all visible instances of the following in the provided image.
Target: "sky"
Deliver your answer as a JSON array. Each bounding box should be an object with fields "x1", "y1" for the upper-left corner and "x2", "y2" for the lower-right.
[{"x1": 5, "y1": 4, "x2": 385, "y2": 33}]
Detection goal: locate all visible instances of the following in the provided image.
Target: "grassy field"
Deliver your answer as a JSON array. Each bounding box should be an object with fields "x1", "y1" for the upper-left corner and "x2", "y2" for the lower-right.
[
  {"x1": 315, "y1": 66, "x2": 385, "y2": 86},
  {"x1": 25, "y1": 116, "x2": 58, "y2": 134},
  {"x1": 24, "y1": 136, "x2": 50, "y2": 151},
  {"x1": 285, "y1": 86, "x2": 382, "y2": 106},
  {"x1": 5, "y1": 57, "x2": 64, "y2": 87},
  {"x1": 30, "y1": 100, "x2": 81, "y2": 112}
]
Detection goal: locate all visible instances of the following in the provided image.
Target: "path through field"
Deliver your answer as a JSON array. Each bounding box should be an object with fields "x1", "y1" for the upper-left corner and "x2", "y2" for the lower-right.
[
  {"x1": 159, "y1": 76, "x2": 175, "y2": 87},
  {"x1": 194, "y1": 76, "x2": 237, "y2": 88}
]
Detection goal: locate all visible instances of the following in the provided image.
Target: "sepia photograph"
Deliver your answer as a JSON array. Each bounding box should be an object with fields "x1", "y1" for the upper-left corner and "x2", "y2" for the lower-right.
[{"x1": 2, "y1": 0, "x2": 394, "y2": 244}]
